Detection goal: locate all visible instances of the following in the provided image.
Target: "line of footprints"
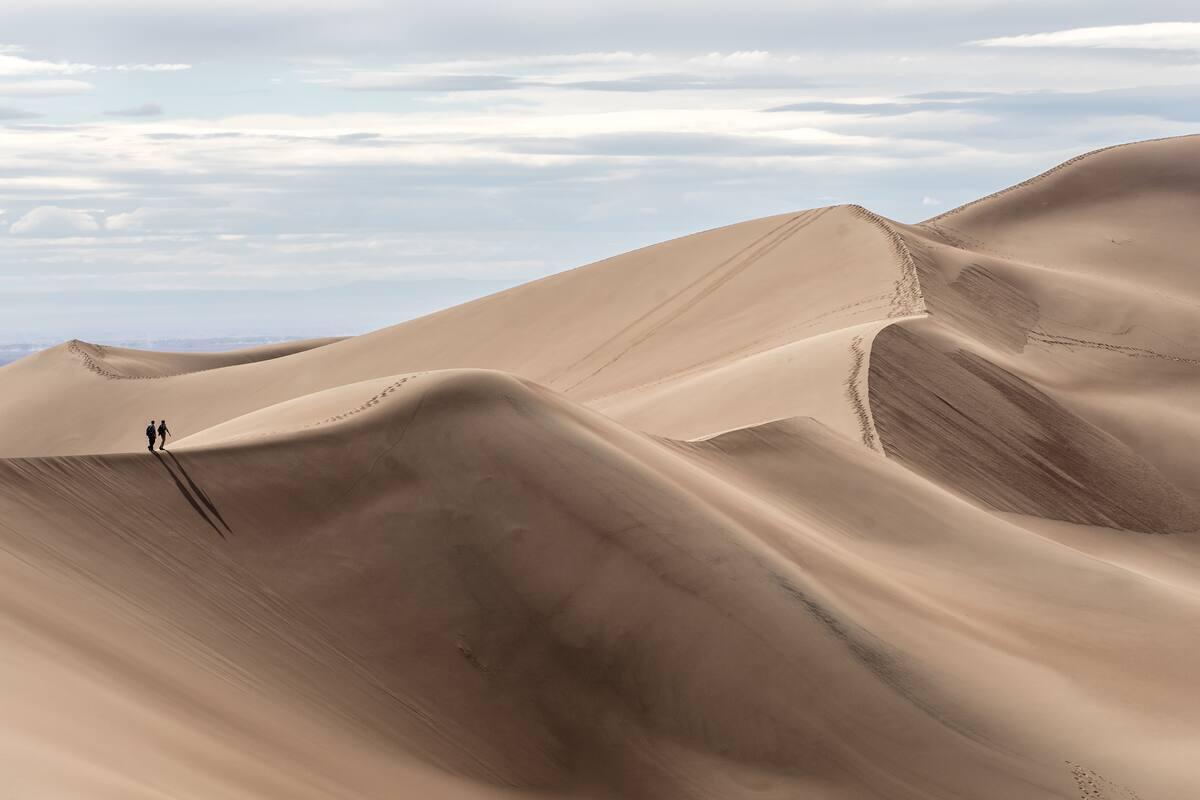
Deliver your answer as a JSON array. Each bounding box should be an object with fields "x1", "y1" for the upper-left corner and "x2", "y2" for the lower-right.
[
  {"x1": 311, "y1": 374, "x2": 420, "y2": 428},
  {"x1": 1067, "y1": 761, "x2": 1142, "y2": 800}
]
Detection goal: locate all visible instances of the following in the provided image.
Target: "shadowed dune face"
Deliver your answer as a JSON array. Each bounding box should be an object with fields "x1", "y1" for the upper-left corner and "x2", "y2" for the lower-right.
[
  {"x1": 870, "y1": 138, "x2": 1200, "y2": 530},
  {"x1": 869, "y1": 323, "x2": 1200, "y2": 533},
  {"x1": 2, "y1": 135, "x2": 1200, "y2": 798}
]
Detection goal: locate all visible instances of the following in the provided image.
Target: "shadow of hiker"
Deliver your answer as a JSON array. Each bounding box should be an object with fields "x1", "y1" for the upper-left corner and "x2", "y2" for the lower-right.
[
  {"x1": 151, "y1": 452, "x2": 228, "y2": 539},
  {"x1": 164, "y1": 451, "x2": 234, "y2": 535}
]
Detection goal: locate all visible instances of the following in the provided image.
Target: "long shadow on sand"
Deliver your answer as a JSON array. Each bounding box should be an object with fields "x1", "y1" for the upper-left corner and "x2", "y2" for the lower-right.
[
  {"x1": 164, "y1": 451, "x2": 233, "y2": 535},
  {"x1": 151, "y1": 451, "x2": 230, "y2": 539}
]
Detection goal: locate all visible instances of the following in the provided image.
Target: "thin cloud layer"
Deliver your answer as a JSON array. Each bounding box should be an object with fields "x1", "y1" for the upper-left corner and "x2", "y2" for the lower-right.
[
  {"x1": 0, "y1": 50, "x2": 189, "y2": 76},
  {"x1": 9, "y1": 206, "x2": 100, "y2": 236},
  {"x1": 0, "y1": 45, "x2": 188, "y2": 101},
  {"x1": 973, "y1": 22, "x2": 1200, "y2": 50},
  {"x1": 769, "y1": 85, "x2": 1200, "y2": 123}
]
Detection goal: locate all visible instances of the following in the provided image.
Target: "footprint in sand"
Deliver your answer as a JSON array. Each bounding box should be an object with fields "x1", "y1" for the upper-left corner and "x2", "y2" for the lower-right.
[{"x1": 1066, "y1": 761, "x2": 1142, "y2": 800}]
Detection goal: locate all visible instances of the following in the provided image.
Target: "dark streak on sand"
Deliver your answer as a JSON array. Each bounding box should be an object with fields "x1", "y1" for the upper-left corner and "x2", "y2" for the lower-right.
[
  {"x1": 770, "y1": 572, "x2": 991, "y2": 746},
  {"x1": 152, "y1": 452, "x2": 225, "y2": 539}
]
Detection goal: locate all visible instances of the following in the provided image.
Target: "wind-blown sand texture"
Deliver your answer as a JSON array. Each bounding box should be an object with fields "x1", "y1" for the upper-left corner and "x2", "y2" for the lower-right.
[{"x1": 1, "y1": 135, "x2": 1198, "y2": 799}]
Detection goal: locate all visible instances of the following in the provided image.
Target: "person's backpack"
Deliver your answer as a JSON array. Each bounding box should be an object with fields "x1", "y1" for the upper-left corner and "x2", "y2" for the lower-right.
[{"x1": 146, "y1": 424, "x2": 155, "y2": 438}]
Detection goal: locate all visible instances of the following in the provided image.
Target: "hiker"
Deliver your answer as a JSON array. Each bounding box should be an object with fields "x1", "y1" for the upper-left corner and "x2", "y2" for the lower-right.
[
  {"x1": 158, "y1": 419, "x2": 171, "y2": 451},
  {"x1": 146, "y1": 420, "x2": 157, "y2": 452}
]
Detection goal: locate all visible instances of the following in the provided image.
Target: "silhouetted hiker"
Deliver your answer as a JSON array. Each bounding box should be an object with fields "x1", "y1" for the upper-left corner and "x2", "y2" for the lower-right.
[
  {"x1": 158, "y1": 419, "x2": 171, "y2": 451},
  {"x1": 146, "y1": 420, "x2": 157, "y2": 452}
]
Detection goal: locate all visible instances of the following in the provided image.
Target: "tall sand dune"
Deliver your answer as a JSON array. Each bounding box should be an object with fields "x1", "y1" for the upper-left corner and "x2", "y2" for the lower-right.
[{"x1": 2, "y1": 135, "x2": 1199, "y2": 798}]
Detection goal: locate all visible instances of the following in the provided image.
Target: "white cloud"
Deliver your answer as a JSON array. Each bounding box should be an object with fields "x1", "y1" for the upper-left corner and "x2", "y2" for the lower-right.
[
  {"x1": 9, "y1": 206, "x2": 101, "y2": 236},
  {"x1": 0, "y1": 176, "x2": 116, "y2": 194},
  {"x1": 430, "y1": 52, "x2": 655, "y2": 71},
  {"x1": 330, "y1": 73, "x2": 524, "y2": 92},
  {"x1": 0, "y1": 49, "x2": 189, "y2": 78},
  {"x1": 105, "y1": 208, "x2": 164, "y2": 232},
  {"x1": 922, "y1": 195, "x2": 942, "y2": 206},
  {"x1": 971, "y1": 22, "x2": 1200, "y2": 51},
  {"x1": 691, "y1": 51, "x2": 775, "y2": 66},
  {"x1": 0, "y1": 53, "x2": 96, "y2": 76},
  {"x1": 115, "y1": 63, "x2": 191, "y2": 72}
]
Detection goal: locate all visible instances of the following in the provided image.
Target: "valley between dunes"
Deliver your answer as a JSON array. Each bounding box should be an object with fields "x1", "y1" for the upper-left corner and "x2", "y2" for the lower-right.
[{"x1": 1, "y1": 135, "x2": 1199, "y2": 799}]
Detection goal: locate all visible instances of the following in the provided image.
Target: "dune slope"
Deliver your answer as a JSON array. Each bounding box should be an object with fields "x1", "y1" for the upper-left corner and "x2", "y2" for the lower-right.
[
  {"x1": 2, "y1": 135, "x2": 1199, "y2": 799},
  {"x1": 7, "y1": 371, "x2": 1199, "y2": 797},
  {"x1": 0, "y1": 205, "x2": 920, "y2": 456}
]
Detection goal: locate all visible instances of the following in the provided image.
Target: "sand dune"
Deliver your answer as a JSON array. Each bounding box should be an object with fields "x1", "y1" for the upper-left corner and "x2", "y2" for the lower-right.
[
  {"x1": 1, "y1": 135, "x2": 1198, "y2": 798},
  {"x1": 0, "y1": 205, "x2": 920, "y2": 455}
]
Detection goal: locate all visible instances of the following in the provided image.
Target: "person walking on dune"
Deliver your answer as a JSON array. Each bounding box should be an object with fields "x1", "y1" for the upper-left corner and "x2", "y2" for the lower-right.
[
  {"x1": 157, "y1": 419, "x2": 171, "y2": 451},
  {"x1": 146, "y1": 420, "x2": 157, "y2": 452}
]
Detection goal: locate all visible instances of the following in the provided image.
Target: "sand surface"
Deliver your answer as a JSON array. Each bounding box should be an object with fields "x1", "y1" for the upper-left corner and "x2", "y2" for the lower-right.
[{"x1": 1, "y1": 135, "x2": 1197, "y2": 798}]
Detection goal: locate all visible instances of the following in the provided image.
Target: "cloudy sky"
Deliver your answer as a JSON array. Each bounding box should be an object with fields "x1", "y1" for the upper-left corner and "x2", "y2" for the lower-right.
[{"x1": 2, "y1": 1, "x2": 1199, "y2": 343}]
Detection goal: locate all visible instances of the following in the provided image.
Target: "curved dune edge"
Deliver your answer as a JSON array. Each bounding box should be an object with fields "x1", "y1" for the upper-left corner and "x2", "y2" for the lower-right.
[
  {"x1": 174, "y1": 312, "x2": 910, "y2": 457},
  {"x1": 65, "y1": 336, "x2": 345, "y2": 380},
  {"x1": 663, "y1": 316, "x2": 919, "y2": 449},
  {"x1": 172, "y1": 372, "x2": 429, "y2": 448},
  {"x1": 858, "y1": 136, "x2": 1200, "y2": 532},
  {"x1": 920, "y1": 132, "x2": 1200, "y2": 226},
  {"x1": 5, "y1": 369, "x2": 1199, "y2": 797},
  {"x1": 846, "y1": 204, "x2": 926, "y2": 318},
  {"x1": 0, "y1": 203, "x2": 925, "y2": 457}
]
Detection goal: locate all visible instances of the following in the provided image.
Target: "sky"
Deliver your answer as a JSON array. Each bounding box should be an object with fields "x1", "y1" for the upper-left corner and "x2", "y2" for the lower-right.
[{"x1": 2, "y1": 1, "x2": 1199, "y2": 343}]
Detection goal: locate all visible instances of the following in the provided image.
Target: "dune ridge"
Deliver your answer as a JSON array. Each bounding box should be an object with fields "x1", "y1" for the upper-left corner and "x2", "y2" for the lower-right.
[
  {"x1": 2, "y1": 135, "x2": 1199, "y2": 798},
  {"x1": 923, "y1": 132, "x2": 1200, "y2": 227},
  {"x1": 63, "y1": 337, "x2": 345, "y2": 380}
]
